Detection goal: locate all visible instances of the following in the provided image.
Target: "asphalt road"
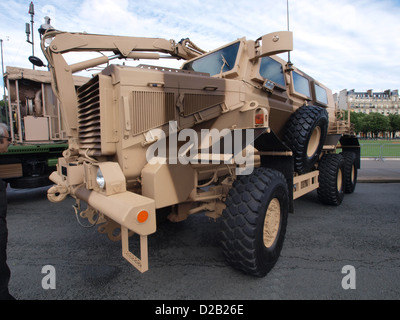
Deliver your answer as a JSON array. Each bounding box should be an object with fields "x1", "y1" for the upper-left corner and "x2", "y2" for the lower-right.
[{"x1": 5, "y1": 182, "x2": 400, "y2": 300}]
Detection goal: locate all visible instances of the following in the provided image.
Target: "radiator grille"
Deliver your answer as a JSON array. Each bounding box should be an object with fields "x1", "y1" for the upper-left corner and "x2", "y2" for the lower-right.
[
  {"x1": 183, "y1": 94, "x2": 225, "y2": 116},
  {"x1": 131, "y1": 91, "x2": 175, "y2": 135},
  {"x1": 77, "y1": 76, "x2": 102, "y2": 157}
]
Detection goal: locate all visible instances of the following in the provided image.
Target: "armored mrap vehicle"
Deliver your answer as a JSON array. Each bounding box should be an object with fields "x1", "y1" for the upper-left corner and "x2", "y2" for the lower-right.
[{"x1": 41, "y1": 29, "x2": 359, "y2": 276}]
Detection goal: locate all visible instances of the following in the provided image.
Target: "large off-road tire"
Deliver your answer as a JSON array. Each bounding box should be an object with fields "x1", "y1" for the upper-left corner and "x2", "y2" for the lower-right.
[
  {"x1": 282, "y1": 105, "x2": 328, "y2": 174},
  {"x1": 220, "y1": 168, "x2": 289, "y2": 277},
  {"x1": 341, "y1": 151, "x2": 358, "y2": 194},
  {"x1": 317, "y1": 153, "x2": 345, "y2": 206},
  {"x1": 156, "y1": 206, "x2": 172, "y2": 226},
  {"x1": 8, "y1": 174, "x2": 52, "y2": 189}
]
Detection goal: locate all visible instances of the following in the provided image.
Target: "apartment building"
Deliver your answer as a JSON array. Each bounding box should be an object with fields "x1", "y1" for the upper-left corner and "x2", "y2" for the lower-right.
[{"x1": 337, "y1": 89, "x2": 399, "y2": 115}]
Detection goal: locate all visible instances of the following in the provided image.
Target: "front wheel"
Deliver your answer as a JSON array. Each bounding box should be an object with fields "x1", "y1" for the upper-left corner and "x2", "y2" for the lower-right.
[{"x1": 220, "y1": 168, "x2": 289, "y2": 277}]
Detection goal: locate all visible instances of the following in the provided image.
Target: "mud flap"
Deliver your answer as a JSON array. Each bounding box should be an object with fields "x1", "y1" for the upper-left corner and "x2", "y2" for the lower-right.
[{"x1": 339, "y1": 135, "x2": 361, "y2": 169}]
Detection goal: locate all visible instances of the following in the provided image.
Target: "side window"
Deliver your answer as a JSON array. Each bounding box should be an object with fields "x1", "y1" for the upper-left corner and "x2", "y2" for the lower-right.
[
  {"x1": 292, "y1": 71, "x2": 310, "y2": 97},
  {"x1": 314, "y1": 83, "x2": 328, "y2": 105},
  {"x1": 259, "y1": 57, "x2": 285, "y2": 87}
]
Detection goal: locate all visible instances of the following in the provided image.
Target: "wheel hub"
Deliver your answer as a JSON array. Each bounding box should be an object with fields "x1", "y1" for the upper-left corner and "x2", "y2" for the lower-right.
[
  {"x1": 307, "y1": 126, "x2": 321, "y2": 157},
  {"x1": 263, "y1": 198, "x2": 281, "y2": 248}
]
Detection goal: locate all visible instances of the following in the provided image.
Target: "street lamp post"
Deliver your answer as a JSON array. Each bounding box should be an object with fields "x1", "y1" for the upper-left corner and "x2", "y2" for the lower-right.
[
  {"x1": 26, "y1": 1, "x2": 35, "y2": 70},
  {"x1": 0, "y1": 38, "x2": 9, "y2": 126}
]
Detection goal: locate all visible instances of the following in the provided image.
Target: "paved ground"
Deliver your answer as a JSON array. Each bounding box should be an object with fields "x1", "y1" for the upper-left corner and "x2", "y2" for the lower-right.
[
  {"x1": 358, "y1": 159, "x2": 400, "y2": 183},
  {"x1": 4, "y1": 160, "x2": 400, "y2": 301}
]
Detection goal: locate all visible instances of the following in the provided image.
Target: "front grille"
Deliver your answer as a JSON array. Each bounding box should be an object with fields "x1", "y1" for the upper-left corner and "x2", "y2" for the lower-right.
[
  {"x1": 183, "y1": 93, "x2": 225, "y2": 116},
  {"x1": 131, "y1": 91, "x2": 175, "y2": 135},
  {"x1": 77, "y1": 76, "x2": 102, "y2": 157}
]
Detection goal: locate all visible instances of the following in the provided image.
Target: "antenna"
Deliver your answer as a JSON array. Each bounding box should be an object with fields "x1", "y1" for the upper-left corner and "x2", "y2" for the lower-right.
[
  {"x1": 286, "y1": 0, "x2": 294, "y2": 71},
  {"x1": 286, "y1": 0, "x2": 290, "y2": 32}
]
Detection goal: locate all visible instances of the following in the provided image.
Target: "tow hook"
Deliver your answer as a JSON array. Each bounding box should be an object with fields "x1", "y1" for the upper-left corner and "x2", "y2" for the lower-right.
[{"x1": 47, "y1": 185, "x2": 69, "y2": 203}]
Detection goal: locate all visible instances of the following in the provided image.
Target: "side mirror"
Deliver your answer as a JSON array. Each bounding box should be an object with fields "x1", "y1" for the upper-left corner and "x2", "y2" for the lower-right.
[
  {"x1": 28, "y1": 56, "x2": 46, "y2": 67},
  {"x1": 259, "y1": 31, "x2": 293, "y2": 57}
]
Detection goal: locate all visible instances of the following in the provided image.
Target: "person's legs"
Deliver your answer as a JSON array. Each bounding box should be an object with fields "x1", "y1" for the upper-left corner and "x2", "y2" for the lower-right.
[{"x1": 0, "y1": 179, "x2": 14, "y2": 300}]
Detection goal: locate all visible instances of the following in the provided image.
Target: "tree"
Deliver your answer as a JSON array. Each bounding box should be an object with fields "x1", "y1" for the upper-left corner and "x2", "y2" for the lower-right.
[
  {"x1": 349, "y1": 112, "x2": 368, "y2": 136},
  {"x1": 0, "y1": 99, "x2": 6, "y2": 123},
  {"x1": 388, "y1": 114, "x2": 400, "y2": 138},
  {"x1": 367, "y1": 112, "x2": 390, "y2": 138}
]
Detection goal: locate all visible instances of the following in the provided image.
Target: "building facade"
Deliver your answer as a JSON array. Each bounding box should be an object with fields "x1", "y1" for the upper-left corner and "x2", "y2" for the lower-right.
[{"x1": 338, "y1": 89, "x2": 399, "y2": 115}]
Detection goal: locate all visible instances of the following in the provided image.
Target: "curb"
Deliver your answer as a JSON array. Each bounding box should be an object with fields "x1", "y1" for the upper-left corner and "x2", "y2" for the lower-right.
[{"x1": 358, "y1": 178, "x2": 400, "y2": 183}]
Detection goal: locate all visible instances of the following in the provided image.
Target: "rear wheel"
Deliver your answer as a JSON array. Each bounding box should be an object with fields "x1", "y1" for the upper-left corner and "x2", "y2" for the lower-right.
[
  {"x1": 220, "y1": 168, "x2": 289, "y2": 277},
  {"x1": 317, "y1": 153, "x2": 345, "y2": 205},
  {"x1": 8, "y1": 174, "x2": 52, "y2": 189},
  {"x1": 341, "y1": 152, "x2": 358, "y2": 194}
]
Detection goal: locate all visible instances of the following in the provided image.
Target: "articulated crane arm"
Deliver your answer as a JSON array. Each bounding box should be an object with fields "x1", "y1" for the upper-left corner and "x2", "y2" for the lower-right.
[{"x1": 41, "y1": 30, "x2": 206, "y2": 151}]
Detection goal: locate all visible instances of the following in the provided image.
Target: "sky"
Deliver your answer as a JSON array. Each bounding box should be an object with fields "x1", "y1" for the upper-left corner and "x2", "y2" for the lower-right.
[{"x1": 0, "y1": 0, "x2": 399, "y2": 95}]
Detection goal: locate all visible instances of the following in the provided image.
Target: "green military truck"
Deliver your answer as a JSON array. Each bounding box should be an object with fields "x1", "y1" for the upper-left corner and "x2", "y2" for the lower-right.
[{"x1": 0, "y1": 67, "x2": 87, "y2": 188}]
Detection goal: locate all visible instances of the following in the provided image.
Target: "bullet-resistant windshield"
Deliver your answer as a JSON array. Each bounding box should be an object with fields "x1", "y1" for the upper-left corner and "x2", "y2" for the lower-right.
[{"x1": 182, "y1": 42, "x2": 240, "y2": 76}]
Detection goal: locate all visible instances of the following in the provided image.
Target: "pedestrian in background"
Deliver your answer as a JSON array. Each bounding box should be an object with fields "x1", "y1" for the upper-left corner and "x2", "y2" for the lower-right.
[{"x1": 0, "y1": 122, "x2": 15, "y2": 300}]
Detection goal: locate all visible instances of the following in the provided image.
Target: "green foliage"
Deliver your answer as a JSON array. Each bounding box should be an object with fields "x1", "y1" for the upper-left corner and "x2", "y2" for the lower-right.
[
  {"x1": 0, "y1": 99, "x2": 6, "y2": 123},
  {"x1": 349, "y1": 112, "x2": 368, "y2": 135},
  {"x1": 367, "y1": 113, "x2": 390, "y2": 137},
  {"x1": 350, "y1": 111, "x2": 399, "y2": 137},
  {"x1": 388, "y1": 114, "x2": 400, "y2": 138}
]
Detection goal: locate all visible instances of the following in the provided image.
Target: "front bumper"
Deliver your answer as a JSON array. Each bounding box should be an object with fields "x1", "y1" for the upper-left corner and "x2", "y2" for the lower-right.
[{"x1": 47, "y1": 162, "x2": 156, "y2": 272}]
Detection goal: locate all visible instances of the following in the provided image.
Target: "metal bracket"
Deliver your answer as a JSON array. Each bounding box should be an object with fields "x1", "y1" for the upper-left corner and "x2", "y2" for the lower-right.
[
  {"x1": 121, "y1": 226, "x2": 149, "y2": 273},
  {"x1": 293, "y1": 170, "x2": 319, "y2": 200}
]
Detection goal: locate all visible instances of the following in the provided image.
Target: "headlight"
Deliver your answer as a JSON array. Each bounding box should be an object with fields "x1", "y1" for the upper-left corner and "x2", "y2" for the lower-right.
[
  {"x1": 96, "y1": 168, "x2": 105, "y2": 189},
  {"x1": 262, "y1": 79, "x2": 275, "y2": 93}
]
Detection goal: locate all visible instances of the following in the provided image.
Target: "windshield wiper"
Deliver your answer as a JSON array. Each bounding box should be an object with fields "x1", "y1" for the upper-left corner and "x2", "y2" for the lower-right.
[{"x1": 219, "y1": 54, "x2": 230, "y2": 75}]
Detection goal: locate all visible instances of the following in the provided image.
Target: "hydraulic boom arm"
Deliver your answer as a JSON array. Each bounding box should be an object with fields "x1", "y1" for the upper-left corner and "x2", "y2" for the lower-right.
[{"x1": 41, "y1": 30, "x2": 206, "y2": 143}]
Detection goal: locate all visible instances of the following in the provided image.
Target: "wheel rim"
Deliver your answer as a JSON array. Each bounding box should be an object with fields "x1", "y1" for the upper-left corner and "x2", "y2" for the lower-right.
[
  {"x1": 337, "y1": 168, "x2": 343, "y2": 192},
  {"x1": 307, "y1": 126, "x2": 321, "y2": 157},
  {"x1": 263, "y1": 198, "x2": 281, "y2": 248}
]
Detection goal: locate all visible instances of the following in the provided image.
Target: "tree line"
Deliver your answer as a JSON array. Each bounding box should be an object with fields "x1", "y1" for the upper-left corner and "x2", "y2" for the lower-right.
[{"x1": 349, "y1": 112, "x2": 400, "y2": 138}]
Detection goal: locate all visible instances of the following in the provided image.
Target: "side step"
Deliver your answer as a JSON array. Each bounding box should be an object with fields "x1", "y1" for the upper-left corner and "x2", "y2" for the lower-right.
[
  {"x1": 293, "y1": 170, "x2": 319, "y2": 200},
  {"x1": 121, "y1": 227, "x2": 149, "y2": 273}
]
